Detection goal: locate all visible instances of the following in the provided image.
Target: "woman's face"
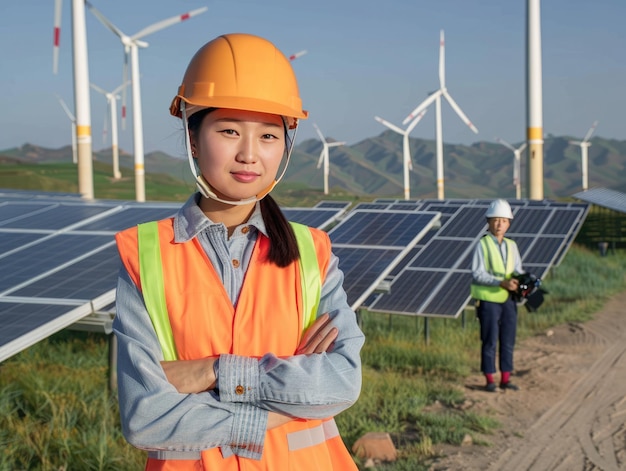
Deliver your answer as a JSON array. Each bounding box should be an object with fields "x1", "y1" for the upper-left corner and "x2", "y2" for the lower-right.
[{"x1": 190, "y1": 108, "x2": 286, "y2": 201}]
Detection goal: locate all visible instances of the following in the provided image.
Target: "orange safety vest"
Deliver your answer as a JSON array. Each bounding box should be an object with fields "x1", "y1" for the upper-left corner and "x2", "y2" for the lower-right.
[{"x1": 116, "y1": 218, "x2": 358, "y2": 471}]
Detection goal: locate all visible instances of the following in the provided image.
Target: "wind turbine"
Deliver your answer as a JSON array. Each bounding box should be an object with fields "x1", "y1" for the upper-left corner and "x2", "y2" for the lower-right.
[
  {"x1": 313, "y1": 123, "x2": 346, "y2": 195},
  {"x1": 90, "y1": 81, "x2": 130, "y2": 179},
  {"x1": 85, "y1": 2, "x2": 208, "y2": 202},
  {"x1": 569, "y1": 121, "x2": 598, "y2": 191},
  {"x1": 56, "y1": 95, "x2": 77, "y2": 165},
  {"x1": 52, "y1": 0, "x2": 94, "y2": 199},
  {"x1": 374, "y1": 110, "x2": 428, "y2": 200},
  {"x1": 402, "y1": 30, "x2": 479, "y2": 200},
  {"x1": 495, "y1": 138, "x2": 527, "y2": 200}
]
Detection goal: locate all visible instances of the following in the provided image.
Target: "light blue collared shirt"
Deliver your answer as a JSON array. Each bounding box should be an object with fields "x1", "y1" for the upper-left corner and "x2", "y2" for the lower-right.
[{"x1": 113, "y1": 193, "x2": 364, "y2": 460}]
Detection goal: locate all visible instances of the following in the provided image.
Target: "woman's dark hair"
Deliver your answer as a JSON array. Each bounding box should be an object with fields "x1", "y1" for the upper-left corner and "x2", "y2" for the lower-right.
[{"x1": 186, "y1": 107, "x2": 300, "y2": 267}]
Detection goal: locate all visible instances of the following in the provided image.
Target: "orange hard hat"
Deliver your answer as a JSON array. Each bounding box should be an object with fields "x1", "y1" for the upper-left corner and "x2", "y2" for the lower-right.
[{"x1": 170, "y1": 33, "x2": 308, "y2": 129}]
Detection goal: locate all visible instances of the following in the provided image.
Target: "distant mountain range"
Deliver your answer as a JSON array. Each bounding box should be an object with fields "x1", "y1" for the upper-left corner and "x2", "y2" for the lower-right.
[{"x1": 2, "y1": 132, "x2": 625, "y2": 199}]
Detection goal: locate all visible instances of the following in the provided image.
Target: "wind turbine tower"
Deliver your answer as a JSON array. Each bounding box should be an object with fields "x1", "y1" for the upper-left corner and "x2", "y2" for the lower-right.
[
  {"x1": 313, "y1": 123, "x2": 345, "y2": 195},
  {"x1": 569, "y1": 121, "x2": 598, "y2": 191},
  {"x1": 85, "y1": 2, "x2": 208, "y2": 202},
  {"x1": 374, "y1": 110, "x2": 427, "y2": 200},
  {"x1": 402, "y1": 30, "x2": 478, "y2": 200},
  {"x1": 53, "y1": 0, "x2": 94, "y2": 199},
  {"x1": 526, "y1": 0, "x2": 544, "y2": 200},
  {"x1": 495, "y1": 138, "x2": 527, "y2": 200},
  {"x1": 90, "y1": 81, "x2": 130, "y2": 179}
]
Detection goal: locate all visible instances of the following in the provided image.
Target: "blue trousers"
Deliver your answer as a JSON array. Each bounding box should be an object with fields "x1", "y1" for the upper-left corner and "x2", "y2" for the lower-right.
[{"x1": 477, "y1": 296, "x2": 517, "y2": 374}]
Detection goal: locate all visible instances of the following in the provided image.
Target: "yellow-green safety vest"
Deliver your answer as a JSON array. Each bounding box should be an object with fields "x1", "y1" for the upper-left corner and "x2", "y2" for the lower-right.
[
  {"x1": 136, "y1": 221, "x2": 321, "y2": 361},
  {"x1": 470, "y1": 235, "x2": 515, "y2": 303}
]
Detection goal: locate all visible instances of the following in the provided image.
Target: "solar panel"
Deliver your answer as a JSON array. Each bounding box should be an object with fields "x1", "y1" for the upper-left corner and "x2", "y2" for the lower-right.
[
  {"x1": 327, "y1": 210, "x2": 441, "y2": 309},
  {"x1": 0, "y1": 191, "x2": 179, "y2": 362},
  {"x1": 313, "y1": 200, "x2": 352, "y2": 210},
  {"x1": 572, "y1": 188, "x2": 626, "y2": 214},
  {"x1": 368, "y1": 199, "x2": 589, "y2": 318},
  {"x1": 282, "y1": 207, "x2": 345, "y2": 229}
]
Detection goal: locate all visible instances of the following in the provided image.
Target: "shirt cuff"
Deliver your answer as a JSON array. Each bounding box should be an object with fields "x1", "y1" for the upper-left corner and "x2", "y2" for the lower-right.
[
  {"x1": 218, "y1": 354, "x2": 260, "y2": 403},
  {"x1": 227, "y1": 403, "x2": 268, "y2": 459}
]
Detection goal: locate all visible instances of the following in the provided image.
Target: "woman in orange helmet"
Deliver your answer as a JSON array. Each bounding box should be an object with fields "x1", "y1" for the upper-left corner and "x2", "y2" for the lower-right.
[{"x1": 113, "y1": 33, "x2": 364, "y2": 470}]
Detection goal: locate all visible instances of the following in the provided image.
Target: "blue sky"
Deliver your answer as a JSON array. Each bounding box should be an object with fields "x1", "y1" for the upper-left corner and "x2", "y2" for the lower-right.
[{"x1": 1, "y1": 0, "x2": 625, "y2": 159}]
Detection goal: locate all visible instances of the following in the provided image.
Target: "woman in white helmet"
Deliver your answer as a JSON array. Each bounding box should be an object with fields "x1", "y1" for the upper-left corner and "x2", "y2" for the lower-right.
[
  {"x1": 470, "y1": 199, "x2": 525, "y2": 392},
  {"x1": 113, "y1": 33, "x2": 364, "y2": 470}
]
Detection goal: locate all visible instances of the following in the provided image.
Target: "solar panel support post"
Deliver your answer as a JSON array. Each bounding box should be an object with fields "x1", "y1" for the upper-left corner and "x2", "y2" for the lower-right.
[
  {"x1": 424, "y1": 317, "x2": 430, "y2": 346},
  {"x1": 108, "y1": 333, "x2": 117, "y2": 393}
]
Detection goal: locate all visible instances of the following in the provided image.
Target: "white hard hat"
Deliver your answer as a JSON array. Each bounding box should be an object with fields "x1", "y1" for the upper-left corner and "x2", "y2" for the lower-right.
[{"x1": 485, "y1": 199, "x2": 513, "y2": 219}]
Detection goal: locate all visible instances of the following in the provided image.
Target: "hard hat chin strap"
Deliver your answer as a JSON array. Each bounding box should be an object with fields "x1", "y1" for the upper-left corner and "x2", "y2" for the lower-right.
[{"x1": 182, "y1": 102, "x2": 297, "y2": 206}]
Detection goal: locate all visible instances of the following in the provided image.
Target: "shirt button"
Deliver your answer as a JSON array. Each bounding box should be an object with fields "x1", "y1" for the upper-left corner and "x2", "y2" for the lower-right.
[
  {"x1": 235, "y1": 385, "x2": 245, "y2": 395},
  {"x1": 241, "y1": 226, "x2": 250, "y2": 234},
  {"x1": 232, "y1": 259, "x2": 240, "y2": 268}
]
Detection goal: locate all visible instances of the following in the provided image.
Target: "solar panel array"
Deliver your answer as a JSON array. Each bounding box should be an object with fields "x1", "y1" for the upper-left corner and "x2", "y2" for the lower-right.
[
  {"x1": 365, "y1": 198, "x2": 589, "y2": 318},
  {"x1": 0, "y1": 190, "x2": 349, "y2": 362},
  {"x1": 0, "y1": 189, "x2": 589, "y2": 362}
]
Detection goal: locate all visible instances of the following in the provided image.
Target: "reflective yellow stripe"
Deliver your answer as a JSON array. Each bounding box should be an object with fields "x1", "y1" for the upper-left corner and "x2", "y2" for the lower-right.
[
  {"x1": 289, "y1": 222, "x2": 321, "y2": 334},
  {"x1": 137, "y1": 222, "x2": 178, "y2": 361},
  {"x1": 287, "y1": 420, "x2": 340, "y2": 451}
]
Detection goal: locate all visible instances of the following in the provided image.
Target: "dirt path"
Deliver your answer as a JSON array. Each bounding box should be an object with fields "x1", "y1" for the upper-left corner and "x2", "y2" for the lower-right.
[{"x1": 429, "y1": 290, "x2": 626, "y2": 471}]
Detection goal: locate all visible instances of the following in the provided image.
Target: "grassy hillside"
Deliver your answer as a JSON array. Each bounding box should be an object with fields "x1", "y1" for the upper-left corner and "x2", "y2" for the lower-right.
[{"x1": 3, "y1": 133, "x2": 625, "y2": 200}]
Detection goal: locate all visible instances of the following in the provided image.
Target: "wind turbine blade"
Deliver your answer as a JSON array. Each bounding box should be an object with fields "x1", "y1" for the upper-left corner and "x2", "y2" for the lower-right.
[
  {"x1": 85, "y1": 1, "x2": 125, "y2": 40},
  {"x1": 328, "y1": 142, "x2": 345, "y2": 148},
  {"x1": 583, "y1": 120, "x2": 599, "y2": 142},
  {"x1": 53, "y1": 0, "x2": 62, "y2": 74},
  {"x1": 375, "y1": 116, "x2": 404, "y2": 134},
  {"x1": 439, "y1": 30, "x2": 445, "y2": 88},
  {"x1": 406, "y1": 109, "x2": 428, "y2": 133},
  {"x1": 90, "y1": 82, "x2": 107, "y2": 95},
  {"x1": 132, "y1": 7, "x2": 208, "y2": 40},
  {"x1": 56, "y1": 94, "x2": 75, "y2": 121},
  {"x1": 289, "y1": 50, "x2": 307, "y2": 61},
  {"x1": 316, "y1": 149, "x2": 324, "y2": 168},
  {"x1": 122, "y1": 48, "x2": 129, "y2": 131},
  {"x1": 402, "y1": 90, "x2": 441, "y2": 126},
  {"x1": 313, "y1": 123, "x2": 326, "y2": 142},
  {"x1": 442, "y1": 90, "x2": 478, "y2": 133},
  {"x1": 112, "y1": 80, "x2": 131, "y2": 96},
  {"x1": 518, "y1": 142, "x2": 527, "y2": 152},
  {"x1": 103, "y1": 107, "x2": 109, "y2": 144},
  {"x1": 569, "y1": 140, "x2": 582, "y2": 146},
  {"x1": 495, "y1": 137, "x2": 516, "y2": 152}
]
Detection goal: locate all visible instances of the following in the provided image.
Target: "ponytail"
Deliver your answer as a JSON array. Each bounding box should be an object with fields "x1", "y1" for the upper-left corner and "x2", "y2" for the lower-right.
[{"x1": 260, "y1": 195, "x2": 299, "y2": 267}]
